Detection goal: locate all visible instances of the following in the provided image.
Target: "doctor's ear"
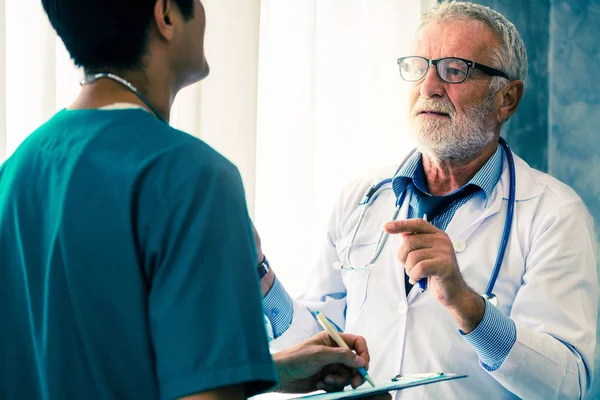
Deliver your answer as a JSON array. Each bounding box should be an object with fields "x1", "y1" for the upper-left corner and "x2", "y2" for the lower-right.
[
  {"x1": 496, "y1": 80, "x2": 523, "y2": 124},
  {"x1": 153, "y1": 0, "x2": 176, "y2": 41}
]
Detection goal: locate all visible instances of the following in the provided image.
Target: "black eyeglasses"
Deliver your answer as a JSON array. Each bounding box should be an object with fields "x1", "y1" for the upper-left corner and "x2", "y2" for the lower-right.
[{"x1": 397, "y1": 56, "x2": 510, "y2": 84}]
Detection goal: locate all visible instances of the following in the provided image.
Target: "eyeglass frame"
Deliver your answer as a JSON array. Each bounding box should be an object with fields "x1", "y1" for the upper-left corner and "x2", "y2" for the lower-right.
[{"x1": 397, "y1": 56, "x2": 510, "y2": 84}]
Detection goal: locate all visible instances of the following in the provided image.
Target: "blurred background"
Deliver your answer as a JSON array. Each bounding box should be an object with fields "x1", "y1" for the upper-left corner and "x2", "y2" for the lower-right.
[{"x1": 0, "y1": 0, "x2": 598, "y2": 396}]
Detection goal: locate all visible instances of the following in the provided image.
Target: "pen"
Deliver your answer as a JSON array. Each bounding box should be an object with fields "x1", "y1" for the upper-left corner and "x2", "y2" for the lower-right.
[
  {"x1": 314, "y1": 311, "x2": 376, "y2": 388},
  {"x1": 418, "y1": 214, "x2": 428, "y2": 293}
]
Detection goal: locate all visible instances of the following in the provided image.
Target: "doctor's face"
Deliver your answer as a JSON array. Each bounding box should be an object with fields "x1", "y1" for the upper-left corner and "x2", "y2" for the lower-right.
[{"x1": 407, "y1": 19, "x2": 501, "y2": 162}]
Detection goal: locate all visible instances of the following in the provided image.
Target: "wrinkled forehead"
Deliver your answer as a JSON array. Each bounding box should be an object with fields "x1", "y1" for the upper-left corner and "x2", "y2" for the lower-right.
[{"x1": 412, "y1": 19, "x2": 500, "y2": 64}]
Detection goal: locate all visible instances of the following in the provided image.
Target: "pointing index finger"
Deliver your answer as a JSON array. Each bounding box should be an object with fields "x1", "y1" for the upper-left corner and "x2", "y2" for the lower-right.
[{"x1": 384, "y1": 218, "x2": 437, "y2": 235}]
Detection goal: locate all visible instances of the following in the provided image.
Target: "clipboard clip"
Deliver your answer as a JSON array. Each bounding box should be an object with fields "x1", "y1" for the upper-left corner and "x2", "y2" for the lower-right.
[{"x1": 392, "y1": 372, "x2": 444, "y2": 381}]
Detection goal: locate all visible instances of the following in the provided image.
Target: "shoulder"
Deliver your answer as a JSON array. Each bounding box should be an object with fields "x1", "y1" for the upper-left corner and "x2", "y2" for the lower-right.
[
  {"x1": 530, "y1": 169, "x2": 585, "y2": 206},
  {"x1": 143, "y1": 122, "x2": 242, "y2": 191},
  {"x1": 85, "y1": 108, "x2": 238, "y2": 177},
  {"x1": 513, "y1": 155, "x2": 594, "y2": 236},
  {"x1": 515, "y1": 155, "x2": 589, "y2": 213},
  {"x1": 114, "y1": 116, "x2": 245, "y2": 213}
]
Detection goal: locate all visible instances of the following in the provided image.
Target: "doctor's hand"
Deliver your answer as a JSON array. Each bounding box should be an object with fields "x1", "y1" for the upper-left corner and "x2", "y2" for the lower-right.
[
  {"x1": 384, "y1": 218, "x2": 485, "y2": 333},
  {"x1": 272, "y1": 332, "x2": 390, "y2": 399}
]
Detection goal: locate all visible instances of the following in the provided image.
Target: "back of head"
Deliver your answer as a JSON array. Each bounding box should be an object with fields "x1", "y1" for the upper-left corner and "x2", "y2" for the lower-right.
[
  {"x1": 421, "y1": 1, "x2": 528, "y2": 91},
  {"x1": 41, "y1": 0, "x2": 196, "y2": 71}
]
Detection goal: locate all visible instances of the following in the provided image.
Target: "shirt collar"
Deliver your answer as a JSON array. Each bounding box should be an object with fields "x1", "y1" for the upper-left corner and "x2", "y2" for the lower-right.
[{"x1": 391, "y1": 144, "x2": 504, "y2": 208}]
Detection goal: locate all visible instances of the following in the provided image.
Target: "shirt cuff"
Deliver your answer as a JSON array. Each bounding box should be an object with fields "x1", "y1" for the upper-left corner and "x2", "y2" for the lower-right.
[
  {"x1": 262, "y1": 277, "x2": 294, "y2": 339},
  {"x1": 460, "y1": 300, "x2": 517, "y2": 371}
]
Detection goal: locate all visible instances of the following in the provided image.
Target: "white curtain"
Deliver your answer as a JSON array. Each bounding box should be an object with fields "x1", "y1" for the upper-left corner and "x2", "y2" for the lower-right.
[
  {"x1": 0, "y1": 0, "x2": 5, "y2": 160},
  {"x1": 1, "y1": 0, "x2": 429, "y2": 398},
  {"x1": 2, "y1": 0, "x2": 80, "y2": 159},
  {"x1": 0, "y1": 0, "x2": 261, "y2": 211},
  {"x1": 172, "y1": 0, "x2": 262, "y2": 217},
  {"x1": 254, "y1": 0, "x2": 429, "y2": 297},
  {"x1": 0, "y1": 0, "x2": 431, "y2": 298}
]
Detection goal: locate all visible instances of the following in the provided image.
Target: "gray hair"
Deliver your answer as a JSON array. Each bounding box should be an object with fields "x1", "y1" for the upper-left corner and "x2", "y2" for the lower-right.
[{"x1": 420, "y1": 1, "x2": 528, "y2": 93}]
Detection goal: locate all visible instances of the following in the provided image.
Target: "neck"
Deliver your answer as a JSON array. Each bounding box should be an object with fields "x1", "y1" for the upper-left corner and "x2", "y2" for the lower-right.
[
  {"x1": 70, "y1": 68, "x2": 176, "y2": 122},
  {"x1": 421, "y1": 139, "x2": 498, "y2": 196}
]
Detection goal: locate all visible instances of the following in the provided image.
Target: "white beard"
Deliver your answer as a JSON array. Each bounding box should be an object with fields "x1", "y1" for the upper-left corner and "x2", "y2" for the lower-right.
[{"x1": 409, "y1": 96, "x2": 497, "y2": 162}]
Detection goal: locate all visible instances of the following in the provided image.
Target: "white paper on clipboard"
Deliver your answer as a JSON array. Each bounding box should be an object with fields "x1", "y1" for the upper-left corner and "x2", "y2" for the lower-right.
[{"x1": 287, "y1": 373, "x2": 467, "y2": 400}]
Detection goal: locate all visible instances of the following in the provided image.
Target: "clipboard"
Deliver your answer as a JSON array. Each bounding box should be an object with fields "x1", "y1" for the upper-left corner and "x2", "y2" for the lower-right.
[{"x1": 288, "y1": 373, "x2": 467, "y2": 400}]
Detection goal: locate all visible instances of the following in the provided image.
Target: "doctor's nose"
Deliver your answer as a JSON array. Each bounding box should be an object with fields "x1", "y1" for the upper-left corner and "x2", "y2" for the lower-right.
[{"x1": 419, "y1": 66, "x2": 446, "y2": 99}]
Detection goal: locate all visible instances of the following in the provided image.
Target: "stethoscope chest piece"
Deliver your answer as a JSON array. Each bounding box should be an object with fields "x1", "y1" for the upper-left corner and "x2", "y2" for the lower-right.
[{"x1": 332, "y1": 261, "x2": 372, "y2": 271}]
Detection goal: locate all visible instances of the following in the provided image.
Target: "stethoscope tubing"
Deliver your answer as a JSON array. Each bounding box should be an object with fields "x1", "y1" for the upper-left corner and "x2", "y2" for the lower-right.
[{"x1": 339, "y1": 137, "x2": 516, "y2": 305}]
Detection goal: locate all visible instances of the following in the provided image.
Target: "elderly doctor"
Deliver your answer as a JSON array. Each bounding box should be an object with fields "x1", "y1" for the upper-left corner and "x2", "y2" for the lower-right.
[{"x1": 255, "y1": 2, "x2": 598, "y2": 399}]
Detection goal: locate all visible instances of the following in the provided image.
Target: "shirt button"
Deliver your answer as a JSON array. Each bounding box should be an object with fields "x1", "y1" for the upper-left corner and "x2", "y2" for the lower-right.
[
  {"x1": 398, "y1": 303, "x2": 408, "y2": 315},
  {"x1": 272, "y1": 308, "x2": 280, "y2": 317},
  {"x1": 453, "y1": 239, "x2": 466, "y2": 253}
]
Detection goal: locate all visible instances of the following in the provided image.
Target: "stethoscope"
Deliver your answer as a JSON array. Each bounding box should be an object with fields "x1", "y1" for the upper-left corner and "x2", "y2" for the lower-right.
[
  {"x1": 80, "y1": 73, "x2": 168, "y2": 124},
  {"x1": 333, "y1": 137, "x2": 516, "y2": 307}
]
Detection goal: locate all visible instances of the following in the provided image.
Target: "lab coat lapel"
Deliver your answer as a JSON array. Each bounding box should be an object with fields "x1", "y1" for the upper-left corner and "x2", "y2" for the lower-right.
[
  {"x1": 444, "y1": 174, "x2": 506, "y2": 242},
  {"x1": 390, "y1": 186, "x2": 413, "y2": 298},
  {"x1": 444, "y1": 151, "x2": 543, "y2": 243}
]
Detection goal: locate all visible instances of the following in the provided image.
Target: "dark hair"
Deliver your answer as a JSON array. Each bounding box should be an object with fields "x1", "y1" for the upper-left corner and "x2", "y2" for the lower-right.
[{"x1": 41, "y1": 0, "x2": 196, "y2": 70}]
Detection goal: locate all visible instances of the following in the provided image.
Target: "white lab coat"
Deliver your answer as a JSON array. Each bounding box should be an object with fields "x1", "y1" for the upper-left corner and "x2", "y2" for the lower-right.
[{"x1": 269, "y1": 153, "x2": 598, "y2": 399}]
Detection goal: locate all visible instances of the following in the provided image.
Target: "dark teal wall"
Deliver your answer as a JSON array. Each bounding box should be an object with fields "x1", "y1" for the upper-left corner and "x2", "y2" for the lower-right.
[
  {"x1": 448, "y1": 0, "x2": 600, "y2": 396},
  {"x1": 549, "y1": 0, "x2": 600, "y2": 238},
  {"x1": 457, "y1": 0, "x2": 600, "y2": 228},
  {"x1": 480, "y1": 0, "x2": 550, "y2": 173},
  {"x1": 549, "y1": 3, "x2": 600, "y2": 395}
]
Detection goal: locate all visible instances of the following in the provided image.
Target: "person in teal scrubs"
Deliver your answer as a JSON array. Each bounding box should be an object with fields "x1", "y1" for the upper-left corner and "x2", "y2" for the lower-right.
[{"x1": 0, "y1": 1, "x2": 387, "y2": 399}]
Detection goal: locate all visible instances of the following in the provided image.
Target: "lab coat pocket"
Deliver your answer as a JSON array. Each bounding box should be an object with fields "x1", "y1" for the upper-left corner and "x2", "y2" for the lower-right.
[{"x1": 342, "y1": 268, "x2": 371, "y2": 330}]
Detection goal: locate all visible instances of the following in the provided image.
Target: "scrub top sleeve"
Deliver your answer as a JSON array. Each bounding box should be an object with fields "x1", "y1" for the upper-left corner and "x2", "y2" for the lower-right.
[{"x1": 145, "y1": 163, "x2": 277, "y2": 400}]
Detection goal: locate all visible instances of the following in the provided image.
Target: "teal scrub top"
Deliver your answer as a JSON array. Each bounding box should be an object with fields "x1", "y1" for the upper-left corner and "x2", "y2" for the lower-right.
[{"x1": 0, "y1": 108, "x2": 277, "y2": 399}]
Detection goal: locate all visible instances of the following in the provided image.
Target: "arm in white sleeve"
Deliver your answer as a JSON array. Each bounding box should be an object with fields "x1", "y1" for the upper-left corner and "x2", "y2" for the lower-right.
[{"x1": 482, "y1": 201, "x2": 598, "y2": 399}]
